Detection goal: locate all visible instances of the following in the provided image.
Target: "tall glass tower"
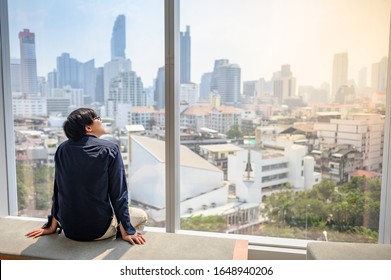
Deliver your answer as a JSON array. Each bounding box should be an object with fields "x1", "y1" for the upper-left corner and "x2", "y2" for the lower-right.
[
  {"x1": 111, "y1": 15, "x2": 126, "y2": 60},
  {"x1": 180, "y1": 25, "x2": 191, "y2": 84},
  {"x1": 19, "y1": 29, "x2": 38, "y2": 96},
  {"x1": 332, "y1": 52, "x2": 348, "y2": 101},
  {"x1": 211, "y1": 59, "x2": 241, "y2": 106}
]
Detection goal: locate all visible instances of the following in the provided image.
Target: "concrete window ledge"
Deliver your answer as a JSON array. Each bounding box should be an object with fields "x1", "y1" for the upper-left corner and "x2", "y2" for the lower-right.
[
  {"x1": 0, "y1": 217, "x2": 248, "y2": 260},
  {"x1": 306, "y1": 241, "x2": 391, "y2": 260}
]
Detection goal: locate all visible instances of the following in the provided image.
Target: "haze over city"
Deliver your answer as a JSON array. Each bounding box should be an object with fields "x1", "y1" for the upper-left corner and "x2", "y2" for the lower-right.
[{"x1": 8, "y1": 0, "x2": 391, "y2": 88}]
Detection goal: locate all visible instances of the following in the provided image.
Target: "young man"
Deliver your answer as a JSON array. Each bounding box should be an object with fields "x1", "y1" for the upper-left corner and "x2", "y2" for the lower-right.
[{"x1": 26, "y1": 108, "x2": 146, "y2": 245}]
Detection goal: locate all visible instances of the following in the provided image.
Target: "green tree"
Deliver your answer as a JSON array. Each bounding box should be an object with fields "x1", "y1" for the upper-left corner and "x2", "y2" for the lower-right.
[
  {"x1": 226, "y1": 125, "x2": 242, "y2": 139},
  {"x1": 180, "y1": 215, "x2": 227, "y2": 232},
  {"x1": 34, "y1": 165, "x2": 54, "y2": 210},
  {"x1": 16, "y1": 163, "x2": 29, "y2": 211},
  {"x1": 309, "y1": 180, "x2": 336, "y2": 201},
  {"x1": 262, "y1": 184, "x2": 295, "y2": 225},
  {"x1": 261, "y1": 177, "x2": 380, "y2": 237}
]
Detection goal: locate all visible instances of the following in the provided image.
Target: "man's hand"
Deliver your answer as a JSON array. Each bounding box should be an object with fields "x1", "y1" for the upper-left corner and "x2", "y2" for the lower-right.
[
  {"x1": 25, "y1": 227, "x2": 57, "y2": 238},
  {"x1": 25, "y1": 217, "x2": 58, "y2": 239},
  {"x1": 122, "y1": 232, "x2": 146, "y2": 245},
  {"x1": 119, "y1": 223, "x2": 146, "y2": 245}
]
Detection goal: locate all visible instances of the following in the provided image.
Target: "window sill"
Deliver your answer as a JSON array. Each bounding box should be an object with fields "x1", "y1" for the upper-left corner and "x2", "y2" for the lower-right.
[{"x1": 0, "y1": 217, "x2": 247, "y2": 260}]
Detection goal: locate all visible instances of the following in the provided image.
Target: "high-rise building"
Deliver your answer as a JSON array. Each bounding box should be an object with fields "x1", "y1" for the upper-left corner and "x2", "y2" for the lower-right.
[
  {"x1": 211, "y1": 59, "x2": 229, "y2": 92},
  {"x1": 19, "y1": 29, "x2": 38, "y2": 96},
  {"x1": 111, "y1": 15, "x2": 126, "y2": 60},
  {"x1": 180, "y1": 25, "x2": 191, "y2": 84},
  {"x1": 154, "y1": 66, "x2": 165, "y2": 110},
  {"x1": 272, "y1": 64, "x2": 296, "y2": 105},
  {"x1": 56, "y1": 53, "x2": 81, "y2": 88},
  {"x1": 103, "y1": 58, "x2": 132, "y2": 102},
  {"x1": 371, "y1": 56, "x2": 388, "y2": 92},
  {"x1": 106, "y1": 70, "x2": 145, "y2": 119},
  {"x1": 180, "y1": 83, "x2": 198, "y2": 106},
  {"x1": 10, "y1": 58, "x2": 21, "y2": 93},
  {"x1": 95, "y1": 67, "x2": 104, "y2": 103},
  {"x1": 210, "y1": 59, "x2": 241, "y2": 106},
  {"x1": 199, "y1": 72, "x2": 212, "y2": 99},
  {"x1": 47, "y1": 70, "x2": 58, "y2": 96},
  {"x1": 80, "y1": 59, "x2": 96, "y2": 102},
  {"x1": 332, "y1": 52, "x2": 348, "y2": 101}
]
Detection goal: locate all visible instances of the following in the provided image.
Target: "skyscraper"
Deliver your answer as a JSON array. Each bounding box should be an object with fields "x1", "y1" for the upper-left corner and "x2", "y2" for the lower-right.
[
  {"x1": 272, "y1": 64, "x2": 296, "y2": 105},
  {"x1": 106, "y1": 70, "x2": 144, "y2": 119},
  {"x1": 80, "y1": 59, "x2": 97, "y2": 102},
  {"x1": 19, "y1": 29, "x2": 38, "y2": 96},
  {"x1": 371, "y1": 56, "x2": 388, "y2": 92},
  {"x1": 180, "y1": 25, "x2": 191, "y2": 83},
  {"x1": 199, "y1": 72, "x2": 212, "y2": 99},
  {"x1": 111, "y1": 15, "x2": 126, "y2": 60},
  {"x1": 154, "y1": 66, "x2": 165, "y2": 110},
  {"x1": 95, "y1": 67, "x2": 104, "y2": 103},
  {"x1": 103, "y1": 58, "x2": 132, "y2": 101},
  {"x1": 210, "y1": 59, "x2": 241, "y2": 106},
  {"x1": 332, "y1": 52, "x2": 348, "y2": 101},
  {"x1": 10, "y1": 58, "x2": 21, "y2": 93},
  {"x1": 56, "y1": 53, "x2": 81, "y2": 88}
]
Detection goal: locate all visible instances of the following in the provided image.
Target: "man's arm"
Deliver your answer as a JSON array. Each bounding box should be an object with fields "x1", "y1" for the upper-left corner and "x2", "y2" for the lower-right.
[
  {"x1": 25, "y1": 217, "x2": 59, "y2": 239},
  {"x1": 108, "y1": 146, "x2": 140, "y2": 236}
]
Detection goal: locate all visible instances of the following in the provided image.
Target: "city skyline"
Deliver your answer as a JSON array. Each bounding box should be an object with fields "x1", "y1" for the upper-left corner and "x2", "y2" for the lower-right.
[{"x1": 8, "y1": 0, "x2": 391, "y2": 88}]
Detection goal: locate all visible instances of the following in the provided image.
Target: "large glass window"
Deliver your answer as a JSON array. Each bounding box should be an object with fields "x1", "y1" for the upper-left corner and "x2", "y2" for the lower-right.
[
  {"x1": 7, "y1": 0, "x2": 166, "y2": 227},
  {"x1": 3, "y1": 0, "x2": 391, "y2": 245},
  {"x1": 178, "y1": 0, "x2": 391, "y2": 243}
]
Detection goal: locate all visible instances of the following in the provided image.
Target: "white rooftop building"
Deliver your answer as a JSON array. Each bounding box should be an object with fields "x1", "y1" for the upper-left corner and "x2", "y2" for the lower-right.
[
  {"x1": 128, "y1": 134, "x2": 228, "y2": 223},
  {"x1": 228, "y1": 143, "x2": 321, "y2": 204}
]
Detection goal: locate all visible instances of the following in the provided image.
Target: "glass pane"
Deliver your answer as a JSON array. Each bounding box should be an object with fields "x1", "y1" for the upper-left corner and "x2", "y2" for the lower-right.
[
  {"x1": 180, "y1": 0, "x2": 390, "y2": 242},
  {"x1": 9, "y1": 0, "x2": 165, "y2": 228}
]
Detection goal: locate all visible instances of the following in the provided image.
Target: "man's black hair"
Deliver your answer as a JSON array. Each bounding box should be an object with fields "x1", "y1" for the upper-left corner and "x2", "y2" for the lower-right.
[{"x1": 63, "y1": 108, "x2": 98, "y2": 141}]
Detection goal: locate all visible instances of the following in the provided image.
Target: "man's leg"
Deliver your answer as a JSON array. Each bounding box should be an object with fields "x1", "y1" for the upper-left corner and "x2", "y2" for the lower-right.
[
  {"x1": 95, "y1": 216, "x2": 118, "y2": 240},
  {"x1": 129, "y1": 207, "x2": 148, "y2": 230}
]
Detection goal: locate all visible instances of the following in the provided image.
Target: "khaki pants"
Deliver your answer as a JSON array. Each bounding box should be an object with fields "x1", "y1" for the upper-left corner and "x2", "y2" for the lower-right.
[{"x1": 96, "y1": 207, "x2": 148, "y2": 240}]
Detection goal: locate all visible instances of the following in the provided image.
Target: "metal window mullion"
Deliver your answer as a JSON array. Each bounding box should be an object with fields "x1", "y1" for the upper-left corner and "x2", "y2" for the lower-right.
[
  {"x1": 379, "y1": 14, "x2": 391, "y2": 244},
  {"x1": 164, "y1": 0, "x2": 180, "y2": 233},
  {"x1": 0, "y1": 0, "x2": 17, "y2": 217}
]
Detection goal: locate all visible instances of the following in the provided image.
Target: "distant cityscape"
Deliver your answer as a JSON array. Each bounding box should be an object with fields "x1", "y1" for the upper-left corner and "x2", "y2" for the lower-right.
[{"x1": 11, "y1": 14, "x2": 388, "y2": 234}]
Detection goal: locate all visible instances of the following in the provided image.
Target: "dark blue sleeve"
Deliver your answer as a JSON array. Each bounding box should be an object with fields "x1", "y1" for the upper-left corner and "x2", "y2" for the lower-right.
[
  {"x1": 51, "y1": 178, "x2": 60, "y2": 222},
  {"x1": 108, "y1": 146, "x2": 136, "y2": 235}
]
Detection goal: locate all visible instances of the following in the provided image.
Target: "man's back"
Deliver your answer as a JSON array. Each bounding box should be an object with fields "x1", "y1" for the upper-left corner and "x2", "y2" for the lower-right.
[
  {"x1": 26, "y1": 108, "x2": 144, "y2": 245},
  {"x1": 53, "y1": 135, "x2": 129, "y2": 241}
]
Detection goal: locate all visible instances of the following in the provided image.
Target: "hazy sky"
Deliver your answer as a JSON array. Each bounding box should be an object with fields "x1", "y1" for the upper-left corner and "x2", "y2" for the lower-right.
[{"x1": 8, "y1": 0, "x2": 391, "y2": 88}]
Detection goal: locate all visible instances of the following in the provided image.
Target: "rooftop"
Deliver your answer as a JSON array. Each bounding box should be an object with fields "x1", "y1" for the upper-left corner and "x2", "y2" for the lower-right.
[
  {"x1": 199, "y1": 143, "x2": 243, "y2": 153},
  {"x1": 131, "y1": 135, "x2": 222, "y2": 172}
]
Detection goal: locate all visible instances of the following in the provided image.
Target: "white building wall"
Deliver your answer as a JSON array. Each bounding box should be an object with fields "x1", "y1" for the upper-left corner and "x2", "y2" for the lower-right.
[
  {"x1": 181, "y1": 187, "x2": 228, "y2": 215},
  {"x1": 117, "y1": 103, "x2": 131, "y2": 129},
  {"x1": 314, "y1": 123, "x2": 337, "y2": 131},
  {"x1": 129, "y1": 140, "x2": 166, "y2": 209},
  {"x1": 315, "y1": 114, "x2": 384, "y2": 172},
  {"x1": 12, "y1": 97, "x2": 47, "y2": 116},
  {"x1": 285, "y1": 145, "x2": 306, "y2": 189},
  {"x1": 228, "y1": 150, "x2": 263, "y2": 204},
  {"x1": 129, "y1": 136, "x2": 225, "y2": 219},
  {"x1": 180, "y1": 83, "x2": 199, "y2": 106},
  {"x1": 181, "y1": 166, "x2": 224, "y2": 200}
]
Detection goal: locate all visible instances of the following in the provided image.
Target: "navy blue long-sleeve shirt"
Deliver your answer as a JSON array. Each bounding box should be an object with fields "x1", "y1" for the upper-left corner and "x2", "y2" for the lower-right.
[{"x1": 51, "y1": 134, "x2": 136, "y2": 241}]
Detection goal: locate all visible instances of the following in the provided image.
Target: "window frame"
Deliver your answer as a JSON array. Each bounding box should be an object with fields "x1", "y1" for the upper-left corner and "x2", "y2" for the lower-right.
[
  {"x1": 379, "y1": 14, "x2": 391, "y2": 244},
  {"x1": 0, "y1": 0, "x2": 390, "y2": 245},
  {"x1": 0, "y1": 0, "x2": 18, "y2": 217}
]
